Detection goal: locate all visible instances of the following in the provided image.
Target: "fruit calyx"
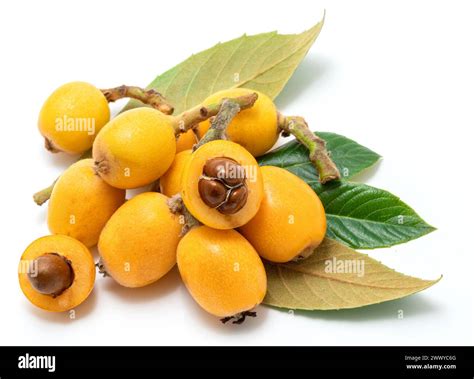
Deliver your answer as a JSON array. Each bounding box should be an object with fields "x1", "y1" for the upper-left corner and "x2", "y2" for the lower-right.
[
  {"x1": 96, "y1": 258, "x2": 110, "y2": 278},
  {"x1": 198, "y1": 157, "x2": 248, "y2": 214},
  {"x1": 27, "y1": 253, "x2": 74, "y2": 297},
  {"x1": 43, "y1": 137, "x2": 61, "y2": 153},
  {"x1": 94, "y1": 158, "x2": 109, "y2": 175}
]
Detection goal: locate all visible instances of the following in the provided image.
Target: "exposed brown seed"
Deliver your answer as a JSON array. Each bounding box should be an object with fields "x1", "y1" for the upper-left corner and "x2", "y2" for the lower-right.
[
  {"x1": 199, "y1": 157, "x2": 248, "y2": 214},
  {"x1": 203, "y1": 157, "x2": 245, "y2": 186},
  {"x1": 198, "y1": 179, "x2": 227, "y2": 208},
  {"x1": 27, "y1": 253, "x2": 74, "y2": 297},
  {"x1": 203, "y1": 157, "x2": 236, "y2": 177},
  {"x1": 218, "y1": 186, "x2": 248, "y2": 214},
  {"x1": 221, "y1": 165, "x2": 246, "y2": 187}
]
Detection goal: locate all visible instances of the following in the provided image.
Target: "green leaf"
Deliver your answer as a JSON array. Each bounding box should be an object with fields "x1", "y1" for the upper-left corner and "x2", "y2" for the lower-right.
[
  {"x1": 314, "y1": 181, "x2": 434, "y2": 249},
  {"x1": 258, "y1": 131, "x2": 381, "y2": 181},
  {"x1": 123, "y1": 18, "x2": 325, "y2": 114},
  {"x1": 258, "y1": 133, "x2": 433, "y2": 249},
  {"x1": 263, "y1": 238, "x2": 441, "y2": 310}
]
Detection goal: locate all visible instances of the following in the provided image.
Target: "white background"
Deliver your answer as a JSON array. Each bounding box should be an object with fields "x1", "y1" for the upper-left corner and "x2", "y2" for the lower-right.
[{"x1": 1, "y1": 0, "x2": 473, "y2": 346}]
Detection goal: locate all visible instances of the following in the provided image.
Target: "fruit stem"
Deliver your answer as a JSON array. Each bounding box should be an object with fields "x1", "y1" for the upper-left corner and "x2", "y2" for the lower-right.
[
  {"x1": 220, "y1": 310, "x2": 257, "y2": 325},
  {"x1": 167, "y1": 194, "x2": 201, "y2": 236},
  {"x1": 32, "y1": 149, "x2": 92, "y2": 206},
  {"x1": 174, "y1": 92, "x2": 258, "y2": 135},
  {"x1": 32, "y1": 179, "x2": 57, "y2": 206},
  {"x1": 193, "y1": 99, "x2": 241, "y2": 151},
  {"x1": 278, "y1": 114, "x2": 341, "y2": 183},
  {"x1": 101, "y1": 85, "x2": 174, "y2": 115}
]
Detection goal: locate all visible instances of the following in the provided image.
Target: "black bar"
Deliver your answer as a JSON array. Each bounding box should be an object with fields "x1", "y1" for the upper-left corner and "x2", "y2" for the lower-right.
[{"x1": 0, "y1": 346, "x2": 472, "y2": 377}]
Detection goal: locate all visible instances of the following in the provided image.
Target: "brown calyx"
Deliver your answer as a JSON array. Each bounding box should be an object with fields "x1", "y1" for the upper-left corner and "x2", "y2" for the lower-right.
[
  {"x1": 292, "y1": 243, "x2": 318, "y2": 262},
  {"x1": 44, "y1": 137, "x2": 61, "y2": 153},
  {"x1": 198, "y1": 157, "x2": 248, "y2": 215},
  {"x1": 94, "y1": 158, "x2": 109, "y2": 175},
  {"x1": 27, "y1": 253, "x2": 74, "y2": 297}
]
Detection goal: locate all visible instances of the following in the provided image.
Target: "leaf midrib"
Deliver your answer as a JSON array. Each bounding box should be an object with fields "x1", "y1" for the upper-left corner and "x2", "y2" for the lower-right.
[
  {"x1": 326, "y1": 214, "x2": 433, "y2": 230},
  {"x1": 272, "y1": 263, "x2": 435, "y2": 290}
]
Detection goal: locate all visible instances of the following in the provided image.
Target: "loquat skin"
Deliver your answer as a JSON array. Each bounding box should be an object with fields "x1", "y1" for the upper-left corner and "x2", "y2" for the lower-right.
[
  {"x1": 160, "y1": 150, "x2": 192, "y2": 197},
  {"x1": 177, "y1": 226, "x2": 267, "y2": 318},
  {"x1": 176, "y1": 130, "x2": 198, "y2": 153},
  {"x1": 92, "y1": 107, "x2": 176, "y2": 189},
  {"x1": 239, "y1": 166, "x2": 327, "y2": 263},
  {"x1": 98, "y1": 192, "x2": 181, "y2": 288},
  {"x1": 18, "y1": 235, "x2": 96, "y2": 312},
  {"x1": 48, "y1": 159, "x2": 125, "y2": 247},
  {"x1": 181, "y1": 140, "x2": 264, "y2": 229},
  {"x1": 38, "y1": 81, "x2": 110, "y2": 154},
  {"x1": 198, "y1": 88, "x2": 279, "y2": 157}
]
